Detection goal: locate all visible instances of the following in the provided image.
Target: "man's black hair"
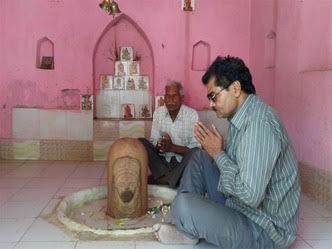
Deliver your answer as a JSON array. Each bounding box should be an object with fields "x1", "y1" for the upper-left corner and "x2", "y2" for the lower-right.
[{"x1": 202, "y1": 56, "x2": 256, "y2": 94}]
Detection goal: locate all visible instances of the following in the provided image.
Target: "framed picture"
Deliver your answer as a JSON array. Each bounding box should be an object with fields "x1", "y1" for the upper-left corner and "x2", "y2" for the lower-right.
[
  {"x1": 115, "y1": 61, "x2": 128, "y2": 76},
  {"x1": 139, "y1": 104, "x2": 152, "y2": 118},
  {"x1": 113, "y1": 76, "x2": 125, "y2": 90},
  {"x1": 155, "y1": 95, "x2": 165, "y2": 109},
  {"x1": 121, "y1": 104, "x2": 135, "y2": 119},
  {"x1": 128, "y1": 61, "x2": 140, "y2": 76},
  {"x1": 81, "y1": 95, "x2": 93, "y2": 111},
  {"x1": 181, "y1": 0, "x2": 194, "y2": 11},
  {"x1": 120, "y1": 47, "x2": 134, "y2": 61},
  {"x1": 100, "y1": 75, "x2": 112, "y2": 89},
  {"x1": 125, "y1": 76, "x2": 139, "y2": 90},
  {"x1": 138, "y1": 76, "x2": 149, "y2": 90},
  {"x1": 40, "y1": 56, "x2": 54, "y2": 69}
]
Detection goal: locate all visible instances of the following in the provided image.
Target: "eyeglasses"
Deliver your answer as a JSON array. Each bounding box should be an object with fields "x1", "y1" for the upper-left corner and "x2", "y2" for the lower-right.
[{"x1": 207, "y1": 88, "x2": 225, "y2": 103}]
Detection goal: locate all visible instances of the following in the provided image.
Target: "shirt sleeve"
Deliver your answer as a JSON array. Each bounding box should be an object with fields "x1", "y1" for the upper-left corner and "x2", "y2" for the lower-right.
[
  {"x1": 150, "y1": 109, "x2": 161, "y2": 146},
  {"x1": 215, "y1": 120, "x2": 281, "y2": 208},
  {"x1": 187, "y1": 111, "x2": 201, "y2": 148}
]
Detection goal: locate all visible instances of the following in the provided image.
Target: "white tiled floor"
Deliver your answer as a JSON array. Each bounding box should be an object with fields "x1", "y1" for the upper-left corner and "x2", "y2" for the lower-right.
[{"x1": 0, "y1": 160, "x2": 331, "y2": 249}]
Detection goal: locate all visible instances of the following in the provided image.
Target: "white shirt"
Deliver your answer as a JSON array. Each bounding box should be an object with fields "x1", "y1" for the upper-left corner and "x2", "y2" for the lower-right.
[{"x1": 150, "y1": 105, "x2": 200, "y2": 162}]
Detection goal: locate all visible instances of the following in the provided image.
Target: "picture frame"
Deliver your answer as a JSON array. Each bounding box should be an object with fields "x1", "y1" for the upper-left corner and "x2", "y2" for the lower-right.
[
  {"x1": 120, "y1": 47, "x2": 134, "y2": 61},
  {"x1": 139, "y1": 104, "x2": 152, "y2": 118},
  {"x1": 125, "y1": 76, "x2": 139, "y2": 90},
  {"x1": 181, "y1": 0, "x2": 195, "y2": 11},
  {"x1": 155, "y1": 95, "x2": 165, "y2": 109},
  {"x1": 121, "y1": 104, "x2": 135, "y2": 119},
  {"x1": 128, "y1": 61, "x2": 140, "y2": 76},
  {"x1": 138, "y1": 76, "x2": 149, "y2": 90},
  {"x1": 100, "y1": 75, "x2": 112, "y2": 89},
  {"x1": 115, "y1": 61, "x2": 128, "y2": 76},
  {"x1": 112, "y1": 76, "x2": 125, "y2": 90},
  {"x1": 81, "y1": 95, "x2": 93, "y2": 111}
]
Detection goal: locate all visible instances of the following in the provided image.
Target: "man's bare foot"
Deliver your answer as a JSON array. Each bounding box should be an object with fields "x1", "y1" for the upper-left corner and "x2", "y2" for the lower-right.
[{"x1": 152, "y1": 223, "x2": 198, "y2": 245}]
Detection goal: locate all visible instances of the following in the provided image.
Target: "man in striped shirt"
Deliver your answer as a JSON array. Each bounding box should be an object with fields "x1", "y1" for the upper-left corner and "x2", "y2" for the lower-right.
[{"x1": 153, "y1": 56, "x2": 300, "y2": 249}]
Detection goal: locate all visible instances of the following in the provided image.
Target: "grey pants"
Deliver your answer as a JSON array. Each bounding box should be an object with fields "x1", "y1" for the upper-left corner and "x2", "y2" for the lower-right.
[
  {"x1": 171, "y1": 149, "x2": 280, "y2": 249},
  {"x1": 138, "y1": 138, "x2": 198, "y2": 188}
]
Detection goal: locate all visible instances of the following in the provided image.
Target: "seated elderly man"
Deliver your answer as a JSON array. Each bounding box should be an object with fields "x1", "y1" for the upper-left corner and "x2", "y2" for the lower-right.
[{"x1": 139, "y1": 80, "x2": 200, "y2": 188}]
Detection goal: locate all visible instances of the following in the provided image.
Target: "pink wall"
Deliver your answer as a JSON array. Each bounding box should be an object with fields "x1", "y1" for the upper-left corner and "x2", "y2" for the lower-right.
[
  {"x1": 0, "y1": 0, "x2": 251, "y2": 138},
  {"x1": 250, "y1": 0, "x2": 332, "y2": 172},
  {"x1": 183, "y1": 0, "x2": 251, "y2": 109},
  {"x1": 249, "y1": 0, "x2": 277, "y2": 106},
  {"x1": 1, "y1": 0, "x2": 330, "y2": 173}
]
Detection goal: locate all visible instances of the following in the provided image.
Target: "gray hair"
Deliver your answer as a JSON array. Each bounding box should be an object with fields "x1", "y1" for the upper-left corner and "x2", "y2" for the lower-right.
[{"x1": 165, "y1": 80, "x2": 184, "y2": 96}]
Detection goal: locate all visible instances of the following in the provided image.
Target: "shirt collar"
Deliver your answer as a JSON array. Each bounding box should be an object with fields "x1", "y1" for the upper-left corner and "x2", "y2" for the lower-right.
[
  {"x1": 229, "y1": 94, "x2": 254, "y2": 130},
  {"x1": 164, "y1": 105, "x2": 184, "y2": 121}
]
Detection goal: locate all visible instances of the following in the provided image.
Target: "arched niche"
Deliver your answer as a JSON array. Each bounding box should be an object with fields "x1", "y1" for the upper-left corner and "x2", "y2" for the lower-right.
[
  {"x1": 36, "y1": 37, "x2": 54, "y2": 70},
  {"x1": 192, "y1": 40, "x2": 210, "y2": 71},
  {"x1": 93, "y1": 14, "x2": 155, "y2": 119}
]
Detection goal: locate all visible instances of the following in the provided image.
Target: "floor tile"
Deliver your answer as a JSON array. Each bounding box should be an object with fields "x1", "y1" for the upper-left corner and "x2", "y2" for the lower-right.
[
  {"x1": 40, "y1": 198, "x2": 61, "y2": 217},
  {"x1": 9, "y1": 188, "x2": 57, "y2": 202},
  {"x1": 6, "y1": 165, "x2": 45, "y2": 178},
  {"x1": 76, "y1": 241, "x2": 134, "y2": 249},
  {"x1": 69, "y1": 166, "x2": 104, "y2": 179},
  {"x1": 21, "y1": 218, "x2": 75, "y2": 242},
  {"x1": 78, "y1": 161, "x2": 107, "y2": 167},
  {"x1": 0, "y1": 201, "x2": 48, "y2": 218},
  {"x1": 0, "y1": 178, "x2": 30, "y2": 189},
  {"x1": 306, "y1": 240, "x2": 332, "y2": 249},
  {"x1": 14, "y1": 241, "x2": 76, "y2": 249},
  {"x1": 0, "y1": 189, "x2": 19, "y2": 202},
  {"x1": 289, "y1": 239, "x2": 313, "y2": 249},
  {"x1": 136, "y1": 241, "x2": 194, "y2": 249},
  {"x1": 0, "y1": 242, "x2": 16, "y2": 249},
  {"x1": 0, "y1": 163, "x2": 23, "y2": 177},
  {"x1": 0, "y1": 218, "x2": 35, "y2": 242},
  {"x1": 99, "y1": 178, "x2": 107, "y2": 186},
  {"x1": 25, "y1": 177, "x2": 65, "y2": 189},
  {"x1": 62, "y1": 178, "x2": 100, "y2": 189},
  {"x1": 40, "y1": 166, "x2": 77, "y2": 179}
]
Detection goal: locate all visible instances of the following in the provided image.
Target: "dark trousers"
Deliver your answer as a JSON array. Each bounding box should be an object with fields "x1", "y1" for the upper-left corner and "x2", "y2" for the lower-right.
[{"x1": 138, "y1": 138, "x2": 198, "y2": 188}]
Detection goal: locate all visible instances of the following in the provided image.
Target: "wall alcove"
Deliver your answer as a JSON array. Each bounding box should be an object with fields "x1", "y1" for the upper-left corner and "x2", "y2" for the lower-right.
[
  {"x1": 36, "y1": 37, "x2": 54, "y2": 70},
  {"x1": 93, "y1": 14, "x2": 155, "y2": 119},
  {"x1": 191, "y1": 40, "x2": 210, "y2": 71}
]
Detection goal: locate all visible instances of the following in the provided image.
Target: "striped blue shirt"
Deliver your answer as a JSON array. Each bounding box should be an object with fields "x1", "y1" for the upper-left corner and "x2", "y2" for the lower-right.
[{"x1": 215, "y1": 94, "x2": 300, "y2": 248}]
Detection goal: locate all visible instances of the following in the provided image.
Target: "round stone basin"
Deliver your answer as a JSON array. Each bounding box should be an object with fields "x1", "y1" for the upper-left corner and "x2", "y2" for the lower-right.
[{"x1": 56, "y1": 185, "x2": 177, "y2": 236}]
